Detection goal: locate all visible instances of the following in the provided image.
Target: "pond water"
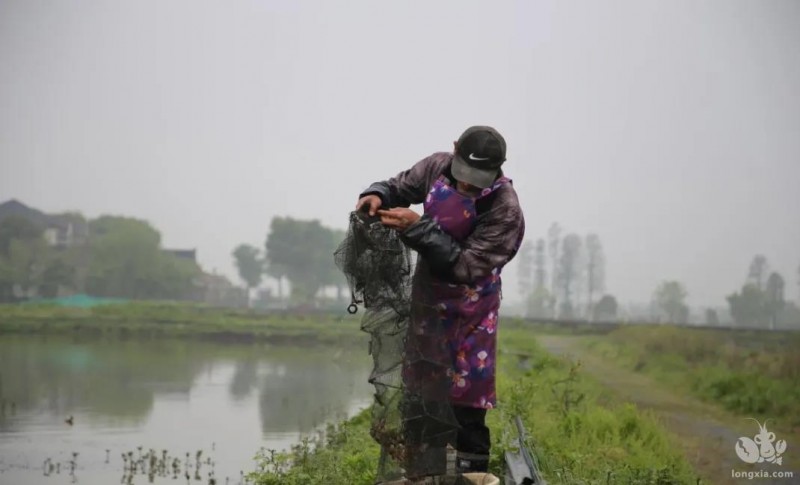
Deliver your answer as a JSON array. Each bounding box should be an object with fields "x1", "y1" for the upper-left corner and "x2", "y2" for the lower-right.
[{"x1": 0, "y1": 334, "x2": 373, "y2": 485}]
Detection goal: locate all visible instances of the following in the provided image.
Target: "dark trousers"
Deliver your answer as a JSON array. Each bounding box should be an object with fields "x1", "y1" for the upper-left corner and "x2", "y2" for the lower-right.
[
  {"x1": 453, "y1": 405, "x2": 490, "y2": 472},
  {"x1": 403, "y1": 400, "x2": 490, "y2": 475}
]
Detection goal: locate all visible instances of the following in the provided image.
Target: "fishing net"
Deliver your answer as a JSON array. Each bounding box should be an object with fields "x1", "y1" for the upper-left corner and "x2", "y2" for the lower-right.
[{"x1": 334, "y1": 211, "x2": 459, "y2": 481}]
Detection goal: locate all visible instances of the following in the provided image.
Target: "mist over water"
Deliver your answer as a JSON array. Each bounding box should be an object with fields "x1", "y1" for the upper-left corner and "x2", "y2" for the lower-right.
[{"x1": 0, "y1": 1, "x2": 798, "y2": 310}]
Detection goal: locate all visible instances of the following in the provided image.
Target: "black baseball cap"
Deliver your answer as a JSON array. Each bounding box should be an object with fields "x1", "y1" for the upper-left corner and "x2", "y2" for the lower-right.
[{"x1": 452, "y1": 125, "x2": 507, "y2": 188}]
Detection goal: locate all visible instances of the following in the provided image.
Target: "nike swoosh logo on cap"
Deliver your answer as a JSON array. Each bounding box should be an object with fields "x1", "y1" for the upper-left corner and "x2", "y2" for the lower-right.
[{"x1": 468, "y1": 153, "x2": 490, "y2": 161}]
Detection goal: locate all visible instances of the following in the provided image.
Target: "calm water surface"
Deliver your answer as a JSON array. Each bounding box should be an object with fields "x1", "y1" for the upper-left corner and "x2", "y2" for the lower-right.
[{"x1": 0, "y1": 334, "x2": 372, "y2": 485}]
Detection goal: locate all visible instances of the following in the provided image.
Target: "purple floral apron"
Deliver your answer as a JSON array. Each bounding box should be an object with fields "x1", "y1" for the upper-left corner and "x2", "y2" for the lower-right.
[{"x1": 407, "y1": 175, "x2": 512, "y2": 409}]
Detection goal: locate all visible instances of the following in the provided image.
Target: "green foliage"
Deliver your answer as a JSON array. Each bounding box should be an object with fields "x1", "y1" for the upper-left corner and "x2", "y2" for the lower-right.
[
  {"x1": 491, "y1": 330, "x2": 697, "y2": 484},
  {"x1": 249, "y1": 412, "x2": 379, "y2": 485},
  {"x1": 0, "y1": 213, "x2": 202, "y2": 303},
  {"x1": 747, "y1": 255, "x2": 769, "y2": 290},
  {"x1": 764, "y1": 272, "x2": 785, "y2": 328},
  {"x1": 556, "y1": 233, "x2": 582, "y2": 318},
  {"x1": 730, "y1": 254, "x2": 790, "y2": 328},
  {"x1": 727, "y1": 284, "x2": 765, "y2": 326},
  {"x1": 36, "y1": 252, "x2": 76, "y2": 298},
  {"x1": 517, "y1": 240, "x2": 533, "y2": 298},
  {"x1": 86, "y1": 216, "x2": 199, "y2": 300},
  {"x1": 250, "y1": 326, "x2": 698, "y2": 485},
  {"x1": 653, "y1": 281, "x2": 688, "y2": 323},
  {"x1": 589, "y1": 326, "x2": 800, "y2": 426},
  {"x1": 0, "y1": 216, "x2": 43, "y2": 256},
  {"x1": 584, "y1": 233, "x2": 605, "y2": 313},
  {"x1": 593, "y1": 294, "x2": 618, "y2": 321},
  {"x1": 264, "y1": 217, "x2": 345, "y2": 302},
  {"x1": 0, "y1": 217, "x2": 77, "y2": 300},
  {"x1": 0, "y1": 301, "x2": 367, "y2": 346},
  {"x1": 728, "y1": 272, "x2": 789, "y2": 328},
  {"x1": 526, "y1": 285, "x2": 554, "y2": 319},
  {"x1": 233, "y1": 244, "x2": 264, "y2": 290}
]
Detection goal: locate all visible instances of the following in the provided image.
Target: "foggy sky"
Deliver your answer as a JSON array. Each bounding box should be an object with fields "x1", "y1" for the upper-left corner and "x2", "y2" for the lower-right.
[{"x1": 1, "y1": 0, "x2": 799, "y2": 309}]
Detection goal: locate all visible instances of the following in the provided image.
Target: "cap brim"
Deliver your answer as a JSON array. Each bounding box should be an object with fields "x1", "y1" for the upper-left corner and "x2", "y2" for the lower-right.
[{"x1": 452, "y1": 154, "x2": 498, "y2": 189}]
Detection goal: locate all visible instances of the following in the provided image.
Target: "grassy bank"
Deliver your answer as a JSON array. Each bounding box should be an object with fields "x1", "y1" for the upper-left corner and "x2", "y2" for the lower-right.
[
  {"x1": 585, "y1": 325, "x2": 800, "y2": 427},
  {"x1": 249, "y1": 323, "x2": 699, "y2": 484},
  {"x1": 0, "y1": 302, "x2": 367, "y2": 346}
]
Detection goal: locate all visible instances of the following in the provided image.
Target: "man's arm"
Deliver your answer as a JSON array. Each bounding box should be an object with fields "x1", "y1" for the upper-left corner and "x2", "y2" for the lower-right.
[
  {"x1": 360, "y1": 153, "x2": 450, "y2": 208},
  {"x1": 400, "y1": 187, "x2": 525, "y2": 284}
]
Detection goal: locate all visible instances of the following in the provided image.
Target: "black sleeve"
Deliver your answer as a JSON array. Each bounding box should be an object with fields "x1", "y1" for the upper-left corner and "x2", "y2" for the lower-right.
[
  {"x1": 399, "y1": 214, "x2": 462, "y2": 279},
  {"x1": 401, "y1": 185, "x2": 525, "y2": 284},
  {"x1": 358, "y1": 154, "x2": 447, "y2": 208},
  {"x1": 360, "y1": 180, "x2": 409, "y2": 209}
]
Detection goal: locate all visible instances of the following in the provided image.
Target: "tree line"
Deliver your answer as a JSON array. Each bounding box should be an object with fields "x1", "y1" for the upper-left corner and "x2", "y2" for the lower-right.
[
  {"x1": 648, "y1": 256, "x2": 800, "y2": 327},
  {"x1": 232, "y1": 217, "x2": 346, "y2": 306},
  {"x1": 724, "y1": 255, "x2": 800, "y2": 328},
  {"x1": 0, "y1": 215, "x2": 201, "y2": 302},
  {"x1": 517, "y1": 222, "x2": 800, "y2": 328},
  {"x1": 517, "y1": 222, "x2": 617, "y2": 320}
]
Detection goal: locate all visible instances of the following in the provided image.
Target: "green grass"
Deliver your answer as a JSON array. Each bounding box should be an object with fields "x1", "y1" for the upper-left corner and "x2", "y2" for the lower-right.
[
  {"x1": 248, "y1": 322, "x2": 699, "y2": 485},
  {"x1": 585, "y1": 325, "x2": 800, "y2": 426},
  {"x1": 0, "y1": 301, "x2": 367, "y2": 346},
  {"x1": 250, "y1": 411, "x2": 380, "y2": 485}
]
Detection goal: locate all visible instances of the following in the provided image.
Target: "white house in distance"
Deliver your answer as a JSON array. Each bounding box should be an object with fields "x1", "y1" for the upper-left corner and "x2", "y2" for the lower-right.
[{"x1": 0, "y1": 199, "x2": 89, "y2": 248}]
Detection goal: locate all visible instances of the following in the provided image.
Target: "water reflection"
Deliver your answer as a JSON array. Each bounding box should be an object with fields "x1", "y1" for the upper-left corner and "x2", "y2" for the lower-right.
[{"x1": 0, "y1": 334, "x2": 372, "y2": 485}]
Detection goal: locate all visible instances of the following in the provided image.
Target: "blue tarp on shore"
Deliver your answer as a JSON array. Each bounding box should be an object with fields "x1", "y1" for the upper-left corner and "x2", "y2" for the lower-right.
[{"x1": 23, "y1": 294, "x2": 127, "y2": 308}]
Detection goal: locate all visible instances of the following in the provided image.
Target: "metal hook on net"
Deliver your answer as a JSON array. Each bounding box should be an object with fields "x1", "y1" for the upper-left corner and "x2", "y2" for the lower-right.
[{"x1": 347, "y1": 290, "x2": 361, "y2": 314}]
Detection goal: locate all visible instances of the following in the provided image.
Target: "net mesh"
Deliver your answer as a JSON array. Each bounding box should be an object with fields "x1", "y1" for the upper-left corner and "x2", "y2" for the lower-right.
[{"x1": 334, "y1": 211, "x2": 458, "y2": 481}]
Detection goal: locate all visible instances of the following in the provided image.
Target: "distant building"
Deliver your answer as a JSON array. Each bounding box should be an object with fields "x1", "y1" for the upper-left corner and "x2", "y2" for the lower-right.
[
  {"x1": 195, "y1": 271, "x2": 246, "y2": 308},
  {"x1": 162, "y1": 248, "x2": 197, "y2": 263},
  {"x1": 0, "y1": 199, "x2": 88, "y2": 248},
  {"x1": 0, "y1": 199, "x2": 245, "y2": 307}
]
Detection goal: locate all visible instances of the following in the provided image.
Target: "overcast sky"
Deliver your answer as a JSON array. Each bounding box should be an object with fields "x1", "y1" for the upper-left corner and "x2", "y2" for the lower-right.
[{"x1": 1, "y1": 0, "x2": 798, "y2": 308}]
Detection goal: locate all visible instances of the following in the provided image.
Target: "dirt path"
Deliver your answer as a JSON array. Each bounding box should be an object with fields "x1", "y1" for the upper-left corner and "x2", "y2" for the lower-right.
[{"x1": 537, "y1": 335, "x2": 798, "y2": 485}]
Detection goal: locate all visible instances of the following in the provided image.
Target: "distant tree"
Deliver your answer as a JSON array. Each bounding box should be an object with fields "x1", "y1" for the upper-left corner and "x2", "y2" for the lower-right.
[
  {"x1": 0, "y1": 216, "x2": 46, "y2": 301},
  {"x1": 547, "y1": 223, "x2": 561, "y2": 302},
  {"x1": 517, "y1": 241, "x2": 534, "y2": 300},
  {"x1": 533, "y1": 238, "x2": 547, "y2": 291},
  {"x1": 327, "y1": 228, "x2": 349, "y2": 301},
  {"x1": 37, "y1": 252, "x2": 76, "y2": 298},
  {"x1": 573, "y1": 248, "x2": 587, "y2": 319},
  {"x1": 156, "y1": 252, "x2": 202, "y2": 300},
  {"x1": 264, "y1": 217, "x2": 339, "y2": 302},
  {"x1": 764, "y1": 272, "x2": 785, "y2": 330},
  {"x1": 796, "y1": 263, "x2": 800, "y2": 303},
  {"x1": 593, "y1": 294, "x2": 618, "y2": 321},
  {"x1": 264, "y1": 258, "x2": 288, "y2": 301},
  {"x1": 654, "y1": 281, "x2": 689, "y2": 323},
  {"x1": 585, "y1": 234, "x2": 605, "y2": 319},
  {"x1": 0, "y1": 238, "x2": 49, "y2": 298},
  {"x1": 233, "y1": 244, "x2": 264, "y2": 307},
  {"x1": 747, "y1": 255, "x2": 769, "y2": 290},
  {"x1": 704, "y1": 308, "x2": 720, "y2": 326},
  {"x1": 0, "y1": 216, "x2": 42, "y2": 256},
  {"x1": 523, "y1": 239, "x2": 550, "y2": 319},
  {"x1": 727, "y1": 284, "x2": 766, "y2": 327},
  {"x1": 556, "y1": 233, "x2": 582, "y2": 319},
  {"x1": 779, "y1": 301, "x2": 800, "y2": 328},
  {"x1": 328, "y1": 229, "x2": 343, "y2": 299},
  {"x1": 526, "y1": 286, "x2": 554, "y2": 319},
  {"x1": 86, "y1": 216, "x2": 199, "y2": 299}
]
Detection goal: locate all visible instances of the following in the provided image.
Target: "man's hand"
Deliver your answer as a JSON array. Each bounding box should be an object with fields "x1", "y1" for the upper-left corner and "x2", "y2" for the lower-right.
[
  {"x1": 377, "y1": 208, "x2": 421, "y2": 232},
  {"x1": 356, "y1": 195, "x2": 382, "y2": 216}
]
